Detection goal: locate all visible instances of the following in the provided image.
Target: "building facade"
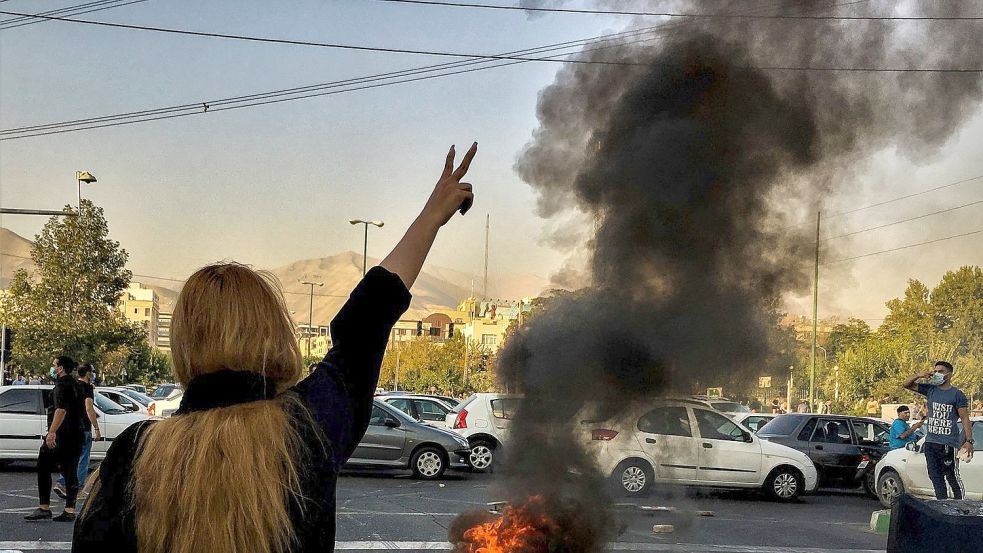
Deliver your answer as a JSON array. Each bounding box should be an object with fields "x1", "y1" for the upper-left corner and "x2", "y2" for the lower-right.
[{"x1": 120, "y1": 283, "x2": 160, "y2": 348}]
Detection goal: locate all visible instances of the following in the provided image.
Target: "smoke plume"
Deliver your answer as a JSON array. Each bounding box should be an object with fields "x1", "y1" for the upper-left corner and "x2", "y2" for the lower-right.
[{"x1": 454, "y1": 1, "x2": 982, "y2": 551}]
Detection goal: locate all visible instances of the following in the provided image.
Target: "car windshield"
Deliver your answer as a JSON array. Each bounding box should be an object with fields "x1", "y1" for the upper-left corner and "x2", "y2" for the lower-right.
[
  {"x1": 119, "y1": 388, "x2": 153, "y2": 406},
  {"x1": 757, "y1": 415, "x2": 802, "y2": 436},
  {"x1": 710, "y1": 401, "x2": 749, "y2": 413},
  {"x1": 151, "y1": 385, "x2": 176, "y2": 398},
  {"x1": 93, "y1": 392, "x2": 128, "y2": 415}
]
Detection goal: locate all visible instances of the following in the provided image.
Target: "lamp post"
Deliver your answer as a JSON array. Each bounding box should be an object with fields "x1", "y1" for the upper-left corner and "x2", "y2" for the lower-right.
[
  {"x1": 349, "y1": 219, "x2": 384, "y2": 276},
  {"x1": 299, "y1": 280, "x2": 323, "y2": 358},
  {"x1": 76, "y1": 171, "x2": 97, "y2": 210},
  {"x1": 815, "y1": 346, "x2": 828, "y2": 411}
]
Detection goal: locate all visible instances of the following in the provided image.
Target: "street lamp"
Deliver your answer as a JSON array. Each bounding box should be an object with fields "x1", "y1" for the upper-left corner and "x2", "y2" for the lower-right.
[
  {"x1": 349, "y1": 219, "x2": 384, "y2": 277},
  {"x1": 299, "y1": 280, "x2": 323, "y2": 358},
  {"x1": 76, "y1": 171, "x2": 96, "y2": 210}
]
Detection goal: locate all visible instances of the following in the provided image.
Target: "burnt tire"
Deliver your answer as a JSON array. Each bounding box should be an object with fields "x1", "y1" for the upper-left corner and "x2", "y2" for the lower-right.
[
  {"x1": 764, "y1": 466, "x2": 803, "y2": 502},
  {"x1": 468, "y1": 439, "x2": 496, "y2": 472},
  {"x1": 613, "y1": 459, "x2": 654, "y2": 497},
  {"x1": 411, "y1": 446, "x2": 447, "y2": 480},
  {"x1": 877, "y1": 470, "x2": 904, "y2": 509}
]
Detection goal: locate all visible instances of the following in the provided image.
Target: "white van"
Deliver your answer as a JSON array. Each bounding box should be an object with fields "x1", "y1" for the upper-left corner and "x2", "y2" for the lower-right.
[{"x1": 0, "y1": 385, "x2": 151, "y2": 462}]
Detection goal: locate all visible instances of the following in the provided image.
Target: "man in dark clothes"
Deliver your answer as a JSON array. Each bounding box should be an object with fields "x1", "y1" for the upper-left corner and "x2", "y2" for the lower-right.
[{"x1": 25, "y1": 356, "x2": 86, "y2": 521}]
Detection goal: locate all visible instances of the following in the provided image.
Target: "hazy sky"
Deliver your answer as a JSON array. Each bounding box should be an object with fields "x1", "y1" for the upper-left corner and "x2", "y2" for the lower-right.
[{"x1": 2, "y1": 0, "x2": 981, "y2": 323}]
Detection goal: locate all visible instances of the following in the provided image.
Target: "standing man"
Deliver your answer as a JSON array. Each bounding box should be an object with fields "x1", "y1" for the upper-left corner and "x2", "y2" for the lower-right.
[
  {"x1": 53, "y1": 363, "x2": 101, "y2": 500},
  {"x1": 889, "y1": 405, "x2": 923, "y2": 450},
  {"x1": 866, "y1": 396, "x2": 880, "y2": 417},
  {"x1": 903, "y1": 361, "x2": 974, "y2": 499},
  {"x1": 24, "y1": 356, "x2": 85, "y2": 522},
  {"x1": 12, "y1": 372, "x2": 26, "y2": 385}
]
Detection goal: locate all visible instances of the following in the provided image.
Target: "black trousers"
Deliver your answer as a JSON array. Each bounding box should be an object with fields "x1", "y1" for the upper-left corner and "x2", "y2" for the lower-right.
[
  {"x1": 923, "y1": 441, "x2": 963, "y2": 500},
  {"x1": 37, "y1": 439, "x2": 82, "y2": 509}
]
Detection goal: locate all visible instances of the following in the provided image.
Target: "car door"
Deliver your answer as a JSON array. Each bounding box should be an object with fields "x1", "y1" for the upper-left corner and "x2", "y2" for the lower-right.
[
  {"x1": 694, "y1": 408, "x2": 761, "y2": 484},
  {"x1": 957, "y1": 421, "x2": 983, "y2": 499},
  {"x1": 810, "y1": 418, "x2": 862, "y2": 483},
  {"x1": 413, "y1": 399, "x2": 450, "y2": 425},
  {"x1": 0, "y1": 388, "x2": 45, "y2": 457},
  {"x1": 635, "y1": 406, "x2": 700, "y2": 484},
  {"x1": 350, "y1": 405, "x2": 406, "y2": 464},
  {"x1": 903, "y1": 438, "x2": 934, "y2": 496}
]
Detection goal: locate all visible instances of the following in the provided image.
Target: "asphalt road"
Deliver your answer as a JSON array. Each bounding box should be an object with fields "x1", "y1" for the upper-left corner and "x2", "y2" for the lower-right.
[{"x1": 0, "y1": 462, "x2": 888, "y2": 552}]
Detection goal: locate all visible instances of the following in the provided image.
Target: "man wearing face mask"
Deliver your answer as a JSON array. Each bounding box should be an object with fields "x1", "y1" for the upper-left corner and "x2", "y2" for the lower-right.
[
  {"x1": 24, "y1": 356, "x2": 86, "y2": 522},
  {"x1": 903, "y1": 361, "x2": 973, "y2": 500}
]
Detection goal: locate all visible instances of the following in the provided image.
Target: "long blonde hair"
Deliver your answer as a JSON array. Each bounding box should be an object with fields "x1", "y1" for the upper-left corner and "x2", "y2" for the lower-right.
[{"x1": 131, "y1": 263, "x2": 306, "y2": 553}]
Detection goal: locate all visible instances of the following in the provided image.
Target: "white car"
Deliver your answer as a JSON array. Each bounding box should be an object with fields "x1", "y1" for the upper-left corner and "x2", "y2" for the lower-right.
[
  {"x1": 581, "y1": 399, "x2": 818, "y2": 501},
  {"x1": 148, "y1": 383, "x2": 183, "y2": 417},
  {"x1": 97, "y1": 387, "x2": 151, "y2": 415},
  {"x1": 446, "y1": 393, "x2": 520, "y2": 471},
  {"x1": 874, "y1": 416, "x2": 983, "y2": 507},
  {"x1": 0, "y1": 385, "x2": 152, "y2": 462}
]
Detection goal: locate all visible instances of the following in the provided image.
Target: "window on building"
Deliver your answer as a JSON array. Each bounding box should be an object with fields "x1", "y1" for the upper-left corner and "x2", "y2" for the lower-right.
[
  {"x1": 145, "y1": 308, "x2": 151, "y2": 316},
  {"x1": 133, "y1": 308, "x2": 138, "y2": 314},
  {"x1": 429, "y1": 327, "x2": 441, "y2": 337},
  {"x1": 481, "y1": 334, "x2": 497, "y2": 346}
]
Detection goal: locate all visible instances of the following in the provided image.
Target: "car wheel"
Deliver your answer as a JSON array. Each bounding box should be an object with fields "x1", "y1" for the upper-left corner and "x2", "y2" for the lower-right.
[
  {"x1": 877, "y1": 470, "x2": 904, "y2": 509},
  {"x1": 764, "y1": 466, "x2": 802, "y2": 502},
  {"x1": 863, "y1": 469, "x2": 878, "y2": 498},
  {"x1": 468, "y1": 440, "x2": 495, "y2": 472},
  {"x1": 411, "y1": 447, "x2": 446, "y2": 480},
  {"x1": 613, "y1": 460, "x2": 653, "y2": 497}
]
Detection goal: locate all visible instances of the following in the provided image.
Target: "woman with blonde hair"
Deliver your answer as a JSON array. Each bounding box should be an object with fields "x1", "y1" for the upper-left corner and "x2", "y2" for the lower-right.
[{"x1": 73, "y1": 144, "x2": 478, "y2": 553}]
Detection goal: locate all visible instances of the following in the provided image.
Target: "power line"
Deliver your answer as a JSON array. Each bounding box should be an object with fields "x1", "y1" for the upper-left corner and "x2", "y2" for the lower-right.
[
  {"x1": 0, "y1": 0, "x2": 149, "y2": 30},
  {"x1": 1, "y1": 9, "x2": 979, "y2": 74},
  {"x1": 822, "y1": 198, "x2": 983, "y2": 242},
  {"x1": 375, "y1": 0, "x2": 983, "y2": 20},
  {"x1": 823, "y1": 228, "x2": 983, "y2": 265},
  {"x1": 825, "y1": 174, "x2": 983, "y2": 220}
]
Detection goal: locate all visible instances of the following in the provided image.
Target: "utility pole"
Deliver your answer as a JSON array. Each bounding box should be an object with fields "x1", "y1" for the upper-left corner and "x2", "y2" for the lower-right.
[
  {"x1": 483, "y1": 214, "x2": 489, "y2": 299},
  {"x1": 810, "y1": 211, "x2": 821, "y2": 412},
  {"x1": 300, "y1": 280, "x2": 323, "y2": 359},
  {"x1": 349, "y1": 219, "x2": 384, "y2": 277}
]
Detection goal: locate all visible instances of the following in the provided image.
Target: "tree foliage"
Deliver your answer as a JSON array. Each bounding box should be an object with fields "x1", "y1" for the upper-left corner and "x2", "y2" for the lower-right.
[
  {"x1": 379, "y1": 334, "x2": 492, "y2": 395},
  {"x1": 1, "y1": 200, "x2": 168, "y2": 382}
]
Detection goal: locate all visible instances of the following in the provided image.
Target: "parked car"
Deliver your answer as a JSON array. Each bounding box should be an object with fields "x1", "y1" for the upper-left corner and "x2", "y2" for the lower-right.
[
  {"x1": 688, "y1": 396, "x2": 752, "y2": 417},
  {"x1": 97, "y1": 387, "x2": 151, "y2": 415},
  {"x1": 581, "y1": 399, "x2": 818, "y2": 501},
  {"x1": 148, "y1": 384, "x2": 183, "y2": 417},
  {"x1": 757, "y1": 413, "x2": 891, "y2": 497},
  {"x1": 121, "y1": 384, "x2": 148, "y2": 395},
  {"x1": 113, "y1": 387, "x2": 155, "y2": 408},
  {"x1": 446, "y1": 393, "x2": 520, "y2": 472},
  {"x1": 344, "y1": 399, "x2": 470, "y2": 479},
  {"x1": 735, "y1": 413, "x2": 777, "y2": 433},
  {"x1": 874, "y1": 417, "x2": 983, "y2": 507},
  {"x1": 381, "y1": 394, "x2": 455, "y2": 426},
  {"x1": 0, "y1": 385, "x2": 151, "y2": 462}
]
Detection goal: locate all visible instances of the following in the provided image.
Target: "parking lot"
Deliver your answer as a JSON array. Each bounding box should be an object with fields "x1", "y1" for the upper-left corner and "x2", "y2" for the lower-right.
[{"x1": 0, "y1": 463, "x2": 887, "y2": 552}]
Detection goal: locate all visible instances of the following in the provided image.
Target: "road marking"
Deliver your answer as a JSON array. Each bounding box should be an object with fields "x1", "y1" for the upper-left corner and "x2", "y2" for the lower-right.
[{"x1": 0, "y1": 541, "x2": 886, "y2": 552}]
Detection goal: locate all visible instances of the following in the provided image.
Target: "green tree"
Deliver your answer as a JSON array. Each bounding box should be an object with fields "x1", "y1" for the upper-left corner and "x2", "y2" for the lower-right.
[
  {"x1": 379, "y1": 334, "x2": 492, "y2": 395},
  {"x1": 1, "y1": 200, "x2": 163, "y2": 381}
]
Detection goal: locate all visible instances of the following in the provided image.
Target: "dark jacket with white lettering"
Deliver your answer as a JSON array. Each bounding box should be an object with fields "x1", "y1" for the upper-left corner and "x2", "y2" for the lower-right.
[{"x1": 72, "y1": 267, "x2": 410, "y2": 553}]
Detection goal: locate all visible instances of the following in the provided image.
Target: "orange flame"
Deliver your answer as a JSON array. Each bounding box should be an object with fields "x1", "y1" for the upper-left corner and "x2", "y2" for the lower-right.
[{"x1": 460, "y1": 496, "x2": 559, "y2": 553}]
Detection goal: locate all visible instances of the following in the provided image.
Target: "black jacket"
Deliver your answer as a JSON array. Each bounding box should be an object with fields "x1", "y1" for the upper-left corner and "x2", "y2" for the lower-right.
[{"x1": 73, "y1": 267, "x2": 411, "y2": 552}]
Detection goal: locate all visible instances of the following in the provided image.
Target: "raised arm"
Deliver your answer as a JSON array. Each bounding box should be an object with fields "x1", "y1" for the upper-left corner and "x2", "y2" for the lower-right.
[
  {"x1": 381, "y1": 142, "x2": 477, "y2": 289},
  {"x1": 903, "y1": 370, "x2": 932, "y2": 393}
]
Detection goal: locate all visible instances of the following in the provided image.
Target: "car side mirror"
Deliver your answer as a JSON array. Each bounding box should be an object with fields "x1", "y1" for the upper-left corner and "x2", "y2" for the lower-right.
[
  {"x1": 384, "y1": 417, "x2": 401, "y2": 428},
  {"x1": 905, "y1": 442, "x2": 919, "y2": 452},
  {"x1": 128, "y1": 404, "x2": 140, "y2": 412},
  {"x1": 743, "y1": 430, "x2": 754, "y2": 443}
]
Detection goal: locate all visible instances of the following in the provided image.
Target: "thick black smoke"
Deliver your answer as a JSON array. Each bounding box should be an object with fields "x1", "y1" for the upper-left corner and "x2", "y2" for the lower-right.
[{"x1": 454, "y1": 2, "x2": 982, "y2": 551}]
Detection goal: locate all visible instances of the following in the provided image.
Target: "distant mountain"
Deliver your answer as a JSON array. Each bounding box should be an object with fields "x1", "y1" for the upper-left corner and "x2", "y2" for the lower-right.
[
  {"x1": 0, "y1": 228, "x2": 36, "y2": 287},
  {"x1": 1, "y1": 225, "x2": 549, "y2": 325}
]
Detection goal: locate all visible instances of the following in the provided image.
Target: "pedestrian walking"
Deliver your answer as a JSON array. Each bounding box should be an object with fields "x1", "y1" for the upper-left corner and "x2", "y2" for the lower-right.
[
  {"x1": 796, "y1": 399, "x2": 809, "y2": 413},
  {"x1": 889, "y1": 405, "x2": 923, "y2": 450},
  {"x1": 28, "y1": 373, "x2": 41, "y2": 385},
  {"x1": 13, "y1": 372, "x2": 27, "y2": 385},
  {"x1": 24, "y1": 356, "x2": 86, "y2": 522},
  {"x1": 53, "y1": 363, "x2": 101, "y2": 500},
  {"x1": 866, "y1": 396, "x2": 880, "y2": 417},
  {"x1": 74, "y1": 143, "x2": 478, "y2": 552},
  {"x1": 903, "y1": 361, "x2": 974, "y2": 499}
]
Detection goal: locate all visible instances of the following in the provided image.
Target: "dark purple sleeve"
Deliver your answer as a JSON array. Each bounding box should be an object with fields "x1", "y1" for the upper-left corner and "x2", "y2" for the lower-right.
[{"x1": 291, "y1": 266, "x2": 411, "y2": 468}]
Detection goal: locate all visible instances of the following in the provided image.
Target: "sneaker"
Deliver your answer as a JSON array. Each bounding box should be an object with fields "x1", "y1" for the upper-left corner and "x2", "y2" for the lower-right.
[
  {"x1": 53, "y1": 484, "x2": 67, "y2": 500},
  {"x1": 24, "y1": 508, "x2": 52, "y2": 521},
  {"x1": 53, "y1": 511, "x2": 76, "y2": 522}
]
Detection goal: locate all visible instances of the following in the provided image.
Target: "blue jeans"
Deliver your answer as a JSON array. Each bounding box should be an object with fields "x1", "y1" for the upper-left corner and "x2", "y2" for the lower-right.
[{"x1": 57, "y1": 431, "x2": 92, "y2": 489}]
